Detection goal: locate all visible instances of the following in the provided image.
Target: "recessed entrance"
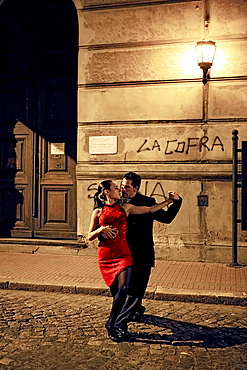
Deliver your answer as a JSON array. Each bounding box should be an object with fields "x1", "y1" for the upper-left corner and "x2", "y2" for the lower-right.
[{"x1": 0, "y1": 0, "x2": 78, "y2": 239}]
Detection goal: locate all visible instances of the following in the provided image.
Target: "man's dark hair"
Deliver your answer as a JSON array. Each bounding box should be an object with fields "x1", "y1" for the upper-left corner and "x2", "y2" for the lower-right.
[{"x1": 123, "y1": 172, "x2": 141, "y2": 189}]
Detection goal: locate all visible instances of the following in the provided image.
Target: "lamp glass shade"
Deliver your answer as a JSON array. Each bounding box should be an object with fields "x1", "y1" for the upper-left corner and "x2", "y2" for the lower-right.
[{"x1": 195, "y1": 40, "x2": 216, "y2": 67}]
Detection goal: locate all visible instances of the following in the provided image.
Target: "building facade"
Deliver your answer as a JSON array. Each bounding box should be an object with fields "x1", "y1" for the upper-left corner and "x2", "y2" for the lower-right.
[
  {"x1": 0, "y1": 0, "x2": 246, "y2": 263},
  {"x1": 75, "y1": 0, "x2": 247, "y2": 264}
]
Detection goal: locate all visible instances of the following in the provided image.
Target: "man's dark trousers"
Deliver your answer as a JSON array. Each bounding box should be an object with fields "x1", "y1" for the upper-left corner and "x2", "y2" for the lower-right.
[{"x1": 114, "y1": 192, "x2": 182, "y2": 330}]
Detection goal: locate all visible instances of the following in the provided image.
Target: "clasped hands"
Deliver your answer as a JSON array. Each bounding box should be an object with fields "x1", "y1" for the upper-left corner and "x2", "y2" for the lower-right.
[
  {"x1": 167, "y1": 191, "x2": 180, "y2": 202},
  {"x1": 101, "y1": 225, "x2": 119, "y2": 239}
]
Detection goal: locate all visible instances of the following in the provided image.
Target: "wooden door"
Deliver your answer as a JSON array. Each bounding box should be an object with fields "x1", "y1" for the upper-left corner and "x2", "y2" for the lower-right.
[
  {"x1": 0, "y1": 79, "x2": 77, "y2": 239},
  {"x1": 34, "y1": 79, "x2": 77, "y2": 239}
]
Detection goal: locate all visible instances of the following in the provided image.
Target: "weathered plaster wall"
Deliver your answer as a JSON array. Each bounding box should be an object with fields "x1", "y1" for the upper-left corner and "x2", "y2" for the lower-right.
[{"x1": 75, "y1": 0, "x2": 247, "y2": 263}]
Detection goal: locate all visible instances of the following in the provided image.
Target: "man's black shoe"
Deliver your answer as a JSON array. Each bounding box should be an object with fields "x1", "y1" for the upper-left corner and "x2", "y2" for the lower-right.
[
  {"x1": 109, "y1": 327, "x2": 130, "y2": 342},
  {"x1": 132, "y1": 305, "x2": 146, "y2": 322}
]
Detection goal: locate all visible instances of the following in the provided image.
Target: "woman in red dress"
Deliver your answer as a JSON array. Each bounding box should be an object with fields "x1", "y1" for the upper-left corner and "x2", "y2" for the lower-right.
[{"x1": 88, "y1": 180, "x2": 176, "y2": 341}]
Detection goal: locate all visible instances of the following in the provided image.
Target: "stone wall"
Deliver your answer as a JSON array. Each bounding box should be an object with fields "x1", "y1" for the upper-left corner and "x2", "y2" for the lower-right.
[{"x1": 74, "y1": 0, "x2": 247, "y2": 263}]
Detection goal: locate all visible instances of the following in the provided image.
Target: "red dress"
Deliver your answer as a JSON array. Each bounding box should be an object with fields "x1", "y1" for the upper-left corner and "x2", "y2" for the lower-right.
[{"x1": 98, "y1": 203, "x2": 132, "y2": 287}]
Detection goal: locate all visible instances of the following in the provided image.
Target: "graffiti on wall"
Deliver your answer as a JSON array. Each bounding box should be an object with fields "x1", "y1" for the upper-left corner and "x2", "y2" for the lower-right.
[
  {"x1": 86, "y1": 135, "x2": 225, "y2": 200},
  {"x1": 137, "y1": 136, "x2": 224, "y2": 154}
]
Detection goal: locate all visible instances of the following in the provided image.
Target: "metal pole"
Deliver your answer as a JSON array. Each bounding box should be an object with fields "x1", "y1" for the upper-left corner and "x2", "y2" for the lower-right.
[{"x1": 231, "y1": 130, "x2": 239, "y2": 266}]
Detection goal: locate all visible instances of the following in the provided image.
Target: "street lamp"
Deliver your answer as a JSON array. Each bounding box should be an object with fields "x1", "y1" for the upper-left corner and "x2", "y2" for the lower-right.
[{"x1": 195, "y1": 39, "x2": 216, "y2": 84}]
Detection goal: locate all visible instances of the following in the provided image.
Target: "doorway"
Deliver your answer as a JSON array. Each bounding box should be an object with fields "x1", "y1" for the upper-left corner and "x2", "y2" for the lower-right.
[{"x1": 0, "y1": 0, "x2": 78, "y2": 239}]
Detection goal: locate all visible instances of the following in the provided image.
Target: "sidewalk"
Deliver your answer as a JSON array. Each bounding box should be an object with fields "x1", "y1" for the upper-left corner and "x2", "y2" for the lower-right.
[{"x1": 0, "y1": 246, "x2": 246, "y2": 305}]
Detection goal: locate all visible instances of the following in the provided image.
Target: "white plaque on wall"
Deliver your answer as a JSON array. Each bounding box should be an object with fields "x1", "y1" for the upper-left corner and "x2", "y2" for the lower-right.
[
  {"x1": 50, "y1": 143, "x2": 65, "y2": 155},
  {"x1": 89, "y1": 136, "x2": 117, "y2": 154}
]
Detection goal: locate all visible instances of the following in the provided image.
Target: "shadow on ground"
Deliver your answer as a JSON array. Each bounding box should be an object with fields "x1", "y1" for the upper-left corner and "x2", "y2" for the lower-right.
[{"x1": 128, "y1": 314, "x2": 247, "y2": 348}]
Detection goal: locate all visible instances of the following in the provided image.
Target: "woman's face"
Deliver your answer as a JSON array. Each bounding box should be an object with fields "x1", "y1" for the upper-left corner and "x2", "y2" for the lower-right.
[{"x1": 108, "y1": 182, "x2": 121, "y2": 200}]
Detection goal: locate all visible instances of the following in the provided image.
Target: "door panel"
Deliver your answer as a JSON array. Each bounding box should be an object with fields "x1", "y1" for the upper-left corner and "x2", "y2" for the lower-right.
[
  {"x1": 34, "y1": 80, "x2": 77, "y2": 238},
  {"x1": 35, "y1": 137, "x2": 77, "y2": 238},
  {"x1": 0, "y1": 129, "x2": 33, "y2": 237},
  {"x1": 12, "y1": 124, "x2": 34, "y2": 237},
  {"x1": 0, "y1": 83, "x2": 34, "y2": 237}
]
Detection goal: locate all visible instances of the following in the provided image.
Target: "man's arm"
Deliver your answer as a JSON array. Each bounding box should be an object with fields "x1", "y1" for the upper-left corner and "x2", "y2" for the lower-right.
[
  {"x1": 123, "y1": 192, "x2": 175, "y2": 215},
  {"x1": 153, "y1": 196, "x2": 182, "y2": 224}
]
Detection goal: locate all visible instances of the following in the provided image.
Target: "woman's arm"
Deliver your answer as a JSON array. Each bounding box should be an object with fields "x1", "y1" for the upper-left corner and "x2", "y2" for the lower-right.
[
  {"x1": 122, "y1": 191, "x2": 178, "y2": 216},
  {"x1": 88, "y1": 209, "x2": 102, "y2": 241},
  {"x1": 88, "y1": 208, "x2": 118, "y2": 241}
]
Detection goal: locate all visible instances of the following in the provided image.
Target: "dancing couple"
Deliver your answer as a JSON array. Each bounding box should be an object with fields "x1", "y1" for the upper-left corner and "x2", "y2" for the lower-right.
[{"x1": 88, "y1": 173, "x2": 182, "y2": 342}]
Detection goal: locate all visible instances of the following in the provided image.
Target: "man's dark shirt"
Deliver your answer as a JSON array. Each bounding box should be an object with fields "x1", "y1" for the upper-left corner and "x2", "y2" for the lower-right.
[{"x1": 126, "y1": 192, "x2": 182, "y2": 267}]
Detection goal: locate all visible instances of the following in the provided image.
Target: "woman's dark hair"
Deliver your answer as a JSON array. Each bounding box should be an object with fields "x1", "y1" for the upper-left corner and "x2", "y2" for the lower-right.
[
  {"x1": 123, "y1": 172, "x2": 141, "y2": 190},
  {"x1": 94, "y1": 180, "x2": 112, "y2": 209}
]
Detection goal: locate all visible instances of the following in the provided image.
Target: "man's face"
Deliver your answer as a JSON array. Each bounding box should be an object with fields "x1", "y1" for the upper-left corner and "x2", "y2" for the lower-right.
[{"x1": 121, "y1": 178, "x2": 138, "y2": 198}]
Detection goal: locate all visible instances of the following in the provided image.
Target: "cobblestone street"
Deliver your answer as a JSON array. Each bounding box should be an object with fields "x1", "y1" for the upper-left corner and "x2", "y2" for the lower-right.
[{"x1": 0, "y1": 290, "x2": 246, "y2": 369}]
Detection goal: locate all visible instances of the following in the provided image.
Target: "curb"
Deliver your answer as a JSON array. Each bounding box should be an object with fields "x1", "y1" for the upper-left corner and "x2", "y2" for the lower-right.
[
  {"x1": 0, "y1": 240, "x2": 90, "y2": 256},
  {"x1": 1, "y1": 281, "x2": 246, "y2": 306}
]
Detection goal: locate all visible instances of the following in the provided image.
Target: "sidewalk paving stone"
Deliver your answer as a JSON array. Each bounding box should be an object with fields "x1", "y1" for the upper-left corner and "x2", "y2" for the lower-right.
[{"x1": 0, "y1": 251, "x2": 246, "y2": 305}]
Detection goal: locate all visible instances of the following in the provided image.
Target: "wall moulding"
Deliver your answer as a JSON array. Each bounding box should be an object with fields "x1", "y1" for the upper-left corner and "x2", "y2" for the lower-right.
[
  {"x1": 80, "y1": 37, "x2": 247, "y2": 51},
  {"x1": 79, "y1": 79, "x2": 202, "y2": 88},
  {"x1": 80, "y1": 38, "x2": 201, "y2": 50},
  {"x1": 81, "y1": 0, "x2": 201, "y2": 11},
  {"x1": 78, "y1": 118, "x2": 247, "y2": 126},
  {"x1": 76, "y1": 163, "x2": 233, "y2": 181},
  {"x1": 79, "y1": 76, "x2": 247, "y2": 89},
  {"x1": 77, "y1": 177, "x2": 233, "y2": 184},
  {"x1": 76, "y1": 173, "x2": 232, "y2": 182}
]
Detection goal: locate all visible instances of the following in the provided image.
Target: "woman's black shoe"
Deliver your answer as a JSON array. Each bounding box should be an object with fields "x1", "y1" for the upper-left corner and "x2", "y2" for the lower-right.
[
  {"x1": 105, "y1": 322, "x2": 111, "y2": 330},
  {"x1": 105, "y1": 322, "x2": 114, "y2": 337}
]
